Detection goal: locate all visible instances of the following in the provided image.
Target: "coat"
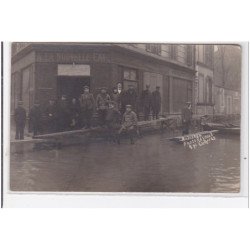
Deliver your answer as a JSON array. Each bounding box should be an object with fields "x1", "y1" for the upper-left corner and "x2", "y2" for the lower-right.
[
  {"x1": 123, "y1": 89, "x2": 137, "y2": 110},
  {"x1": 152, "y1": 90, "x2": 161, "y2": 111},
  {"x1": 106, "y1": 108, "x2": 121, "y2": 125},
  {"x1": 29, "y1": 106, "x2": 42, "y2": 125},
  {"x1": 141, "y1": 89, "x2": 152, "y2": 108},
  {"x1": 14, "y1": 106, "x2": 26, "y2": 126},
  {"x1": 96, "y1": 93, "x2": 111, "y2": 110},
  {"x1": 182, "y1": 107, "x2": 193, "y2": 123},
  {"x1": 79, "y1": 93, "x2": 95, "y2": 110},
  {"x1": 122, "y1": 110, "x2": 138, "y2": 128}
]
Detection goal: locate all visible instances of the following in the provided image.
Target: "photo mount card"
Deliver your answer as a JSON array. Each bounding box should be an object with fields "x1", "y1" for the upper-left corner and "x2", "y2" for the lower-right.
[{"x1": 1, "y1": 42, "x2": 248, "y2": 207}]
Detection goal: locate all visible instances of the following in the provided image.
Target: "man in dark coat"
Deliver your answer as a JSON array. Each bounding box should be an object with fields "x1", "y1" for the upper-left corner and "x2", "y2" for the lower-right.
[
  {"x1": 96, "y1": 87, "x2": 111, "y2": 127},
  {"x1": 29, "y1": 101, "x2": 42, "y2": 137},
  {"x1": 151, "y1": 86, "x2": 162, "y2": 120},
  {"x1": 45, "y1": 99, "x2": 58, "y2": 133},
  {"x1": 79, "y1": 85, "x2": 95, "y2": 129},
  {"x1": 14, "y1": 101, "x2": 26, "y2": 140},
  {"x1": 182, "y1": 102, "x2": 193, "y2": 135},
  {"x1": 123, "y1": 85, "x2": 138, "y2": 113},
  {"x1": 141, "y1": 84, "x2": 152, "y2": 120},
  {"x1": 69, "y1": 98, "x2": 81, "y2": 130},
  {"x1": 105, "y1": 101, "x2": 121, "y2": 142},
  {"x1": 57, "y1": 95, "x2": 71, "y2": 131}
]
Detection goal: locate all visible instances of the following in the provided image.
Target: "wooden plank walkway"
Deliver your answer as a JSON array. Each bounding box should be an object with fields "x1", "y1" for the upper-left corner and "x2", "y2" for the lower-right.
[{"x1": 34, "y1": 117, "x2": 173, "y2": 139}]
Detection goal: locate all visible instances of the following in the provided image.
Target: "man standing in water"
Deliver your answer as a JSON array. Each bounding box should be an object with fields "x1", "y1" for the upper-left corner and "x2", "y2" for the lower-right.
[{"x1": 181, "y1": 101, "x2": 193, "y2": 135}]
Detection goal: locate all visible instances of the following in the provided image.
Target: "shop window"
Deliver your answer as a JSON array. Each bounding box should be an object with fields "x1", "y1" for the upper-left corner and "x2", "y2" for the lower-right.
[
  {"x1": 146, "y1": 44, "x2": 161, "y2": 55},
  {"x1": 123, "y1": 68, "x2": 138, "y2": 91}
]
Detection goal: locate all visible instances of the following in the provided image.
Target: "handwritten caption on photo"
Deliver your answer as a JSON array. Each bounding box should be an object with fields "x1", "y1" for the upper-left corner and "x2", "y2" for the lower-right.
[{"x1": 181, "y1": 132, "x2": 216, "y2": 150}]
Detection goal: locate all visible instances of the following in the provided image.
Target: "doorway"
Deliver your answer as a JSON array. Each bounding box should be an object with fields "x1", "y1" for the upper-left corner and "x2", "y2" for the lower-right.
[{"x1": 57, "y1": 76, "x2": 90, "y2": 100}]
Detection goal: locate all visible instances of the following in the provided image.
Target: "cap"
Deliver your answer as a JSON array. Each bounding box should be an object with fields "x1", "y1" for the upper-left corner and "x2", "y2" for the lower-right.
[
  {"x1": 83, "y1": 85, "x2": 89, "y2": 89},
  {"x1": 186, "y1": 101, "x2": 191, "y2": 104},
  {"x1": 100, "y1": 86, "x2": 107, "y2": 90},
  {"x1": 126, "y1": 104, "x2": 132, "y2": 108}
]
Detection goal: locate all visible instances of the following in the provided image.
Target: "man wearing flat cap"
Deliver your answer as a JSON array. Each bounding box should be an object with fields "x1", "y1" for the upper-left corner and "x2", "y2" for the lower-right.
[
  {"x1": 141, "y1": 84, "x2": 152, "y2": 121},
  {"x1": 29, "y1": 101, "x2": 42, "y2": 137},
  {"x1": 14, "y1": 101, "x2": 27, "y2": 140},
  {"x1": 96, "y1": 86, "x2": 111, "y2": 127},
  {"x1": 79, "y1": 85, "x2": 95, "y2": 129},
  {"x1": 152, "y1": 86, "x2": 161, "y2": 120},
  {"x1": 181, "y1": 101, "x2": 193, "y2": 135}
]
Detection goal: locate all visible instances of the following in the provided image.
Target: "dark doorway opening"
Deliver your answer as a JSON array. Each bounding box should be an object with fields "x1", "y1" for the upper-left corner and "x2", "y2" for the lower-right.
[{"x1": 57, "y1": 76, "x2": 90, "y2": 100}]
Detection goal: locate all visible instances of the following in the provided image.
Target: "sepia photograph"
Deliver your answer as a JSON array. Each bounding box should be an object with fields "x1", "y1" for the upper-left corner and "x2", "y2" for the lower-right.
[{"x1": 9, "y1": 42, "x2": 242, "y2": 193}]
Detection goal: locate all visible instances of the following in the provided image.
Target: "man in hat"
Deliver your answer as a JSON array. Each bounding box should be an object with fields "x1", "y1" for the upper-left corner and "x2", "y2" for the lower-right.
[
  {"x1": 96, "y1": 87, "x2": 111, "y2": 127},
  {"x1": 57, "y1": 95, "x2": 70, "y2": 131},
  {"x1": 69, "y1": 98, "x2": 81, "y2": 130},
  {"x1": 79, "y1": 85, "x2": 95, "y2": 129},
  {"x1": 118, "y1": 104, "x2": 138, "y2": 144},
  {"x1": 141, "y1": 84, "x2": 152, "y2": 120},
  {"x1": 14, "y1": 101, "x2": 27, "y2": 140},
  {"x1": 29, "y1": 101, "x2": 42, "y2": 137},
  {"x1": 45, "y1": 99, "x2": 58, "y2": 133},
  {"x1": 152, "y1": 86, "x2": 162, "y2": 120},
  {"x1": 123, "y1": 85, "x2": 138, "y2": 113},
  {"x1": 105, "y1": 101, "x2": 121, "y2": 142},
  {"x1": 181, "y1": 101, "x2": 193, "y2": 135}
]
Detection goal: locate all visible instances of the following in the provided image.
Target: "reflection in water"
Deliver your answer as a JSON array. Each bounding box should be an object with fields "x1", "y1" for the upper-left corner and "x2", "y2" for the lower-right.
[{"x1": 10, "y1": 133, "x2": 240, "y2": 193}]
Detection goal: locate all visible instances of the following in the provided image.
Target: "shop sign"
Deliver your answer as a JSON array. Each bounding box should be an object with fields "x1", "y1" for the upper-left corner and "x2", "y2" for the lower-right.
[
  {"x1": 37, "y1": 52, "x2": 108, "y2": 63},
  {"x1": 58, "y1": 64, "x2": 90, "y2": 76}
]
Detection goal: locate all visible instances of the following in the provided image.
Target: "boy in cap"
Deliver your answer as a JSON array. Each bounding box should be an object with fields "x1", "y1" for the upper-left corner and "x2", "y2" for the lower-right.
[
  {"x1": 14, "y1": 101, "x2": 27, "y2": 140},
  {"x1": 96, "y1": 87, "x2": 111, "y2": 127},
  {"x1": 79, "y1": 85, "x2": 95, "y2": 129},
  {"x1": 118, "y1": 104, "x2": 138, "y2": 144},
  {"x1": 181, "y1": 101, "x2": 193, "y2": 135}
]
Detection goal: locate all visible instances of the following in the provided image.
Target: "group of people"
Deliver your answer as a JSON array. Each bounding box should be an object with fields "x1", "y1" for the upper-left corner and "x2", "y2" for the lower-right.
[
  {"x1": 15, "y1": 83, "x2": 161, "y2": 144},
  {"x1": 14, "y1": 83, "x2": 193, "y2": 143}
]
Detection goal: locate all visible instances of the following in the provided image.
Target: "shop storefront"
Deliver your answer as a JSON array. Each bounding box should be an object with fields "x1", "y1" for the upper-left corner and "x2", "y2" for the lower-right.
[{"x1": 11, "y1": 43, "x2": 195, "y2": 116}]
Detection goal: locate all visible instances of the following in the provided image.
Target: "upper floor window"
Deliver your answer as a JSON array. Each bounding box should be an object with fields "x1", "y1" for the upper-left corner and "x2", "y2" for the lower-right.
[
  {"x1": 205, "y1": 45, "x2": 213, "y2": 68},
  {"x1": 198, "y1": 45, "x2": 204, "y2": 63},
  {"x1": 146, "y1": 44, "x2": 161, "y2": 55},
  {"x1": 161, "y1": 44, "x2": 171, "y2": 58},
  {"x1": 176, "y1": 45, "x2": 187, "y2": 64}
]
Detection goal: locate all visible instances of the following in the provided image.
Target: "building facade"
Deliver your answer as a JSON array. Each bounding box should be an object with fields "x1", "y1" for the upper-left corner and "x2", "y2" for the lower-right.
[
  {"x1": 214, "y1": 86, "x2": 241, "y2": 115},
  {"x1": 11, "y1": 43, "x2": 196, "y2": 117},
  {"x1": 194, "y1": 44, "x2": 214, "y2": 116},
  {"x1": 213, "y1": 45, "x2": 241, "y2": 115}
]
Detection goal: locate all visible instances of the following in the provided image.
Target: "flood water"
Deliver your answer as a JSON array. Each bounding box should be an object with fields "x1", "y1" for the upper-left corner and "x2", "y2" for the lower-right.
[{"x1": 10, "y1": 133, "x2": 240, "y2": 193}]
